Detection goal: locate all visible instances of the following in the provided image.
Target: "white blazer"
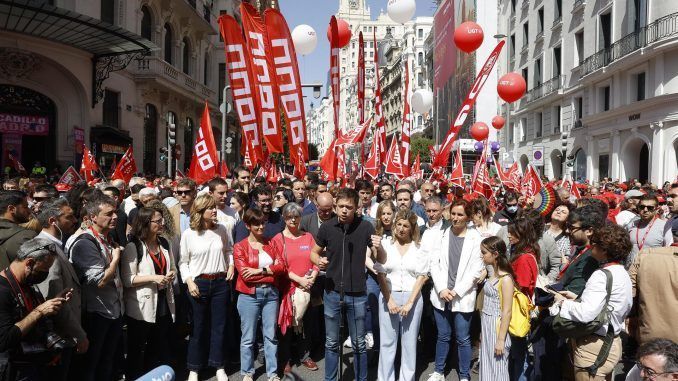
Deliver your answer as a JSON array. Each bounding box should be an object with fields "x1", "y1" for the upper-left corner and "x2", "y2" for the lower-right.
[{"x1": 425, "y1": 226, "x2": 483, "y2": 312}]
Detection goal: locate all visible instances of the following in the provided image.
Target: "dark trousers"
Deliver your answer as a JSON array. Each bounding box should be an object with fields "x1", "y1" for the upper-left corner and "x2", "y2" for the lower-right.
[
  {"x1": 125, "y1": 314, "x2": 173, "y2": 380},
  {"x1": 531, "y1": 316, "x2": 568, "y2": 381},
  {"x1": 80, "y1": 313, "x2": 123, "y2": 381},
  {"x1": 50, "y1": 347, "x2": 73, "y2": 381},
  {"x1": 186, "y1": 278, "x2": 230, "y2": 371}
]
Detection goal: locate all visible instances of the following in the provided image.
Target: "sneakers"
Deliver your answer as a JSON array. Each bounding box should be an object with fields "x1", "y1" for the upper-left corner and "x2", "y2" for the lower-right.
[
  {"x1": 365, "y1": 332, "x2": 374, "y2": 350},
  {"x1": 268, "y1": 376, "x2": 281, "y2": 381},
  {"x1": 187, "y1": 371, "x2": 199, "y2": 381},
  {"x1": 242, "y1": 375, "x2": 254, "y2": 381},
  {"x1": 426, "y1": 372, "x2": 445, "y2": 381},
  {"x1": 215, "y1": 368, "x2": 228, "y2": 381},
  {"x1": 343, "y1": 336, "x2": 352, "y2": 348},
  {"x1": 283, "y1": 362, "x2": 292, "y2": 374}
]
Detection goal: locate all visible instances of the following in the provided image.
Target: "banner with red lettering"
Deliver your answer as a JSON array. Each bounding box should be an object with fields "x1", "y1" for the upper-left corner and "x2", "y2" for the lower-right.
[
  {"x1": 111, "y1": 146, "x2": 137, "y2": 183},
  {"x1": 411, "y1": 154, "x2": 423, "y2": 180},
  {"x1": 58, "y1": 166, "x2": 81, "y2": 186},
  {"x1": 0, "y1": 114, "x2": 49, "y2": 136},
  {"x1": 358, "y1": 32, "x2": 365, "y2": 124},
  {"x1": 263, "y1": 8, "x2": 309, "y2": 168},
  {"x1": 218, "y1": 14, "x2": 264, "y2": 165},
  {"x1": 241, "y1": 3, "x2": 283, "y2": 154},
  {"x1": 433, "y1": 40, "x2": 505, "y2": 168},
  {"x1": 384, "y1": 135, "x2": 404, "y2": 178},
  {"x1": 471, "y1": 143, "x2": 493, "y2": 198},
  {"x1": 80, "y1": 145, "x2": 100, "y2": 183},
  {"x1": 400, "y1": 59, "x2": 412, "y2": 177},
  {"x1": 495, "y1": 159, "x2": 518, "y2": 191},
  {"x1": 373, "y1": 32, "x2": 387, "y2": 163},
  {"x1": 507, "y1": 162, "x2": 522, "y2": 190},
  {"x1": 188, "y1": 102, "x2": 219, "y2": 185},
  {"x1": 521, "y1": 163, "x2": 543, "y2": 198},
  {"x1": 364, "y1": 130, "x2": 381, "y2": 179}
]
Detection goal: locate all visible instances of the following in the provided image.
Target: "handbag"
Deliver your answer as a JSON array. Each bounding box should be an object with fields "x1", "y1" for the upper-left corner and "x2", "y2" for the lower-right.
[
  {"x1": 498, "y1": 275, "x2": 534, "y2": 338},
  {"x1": 552, "y1": 269, "x2": 613, "y2": 339},
  {"x1": 282, "y1": 236, "x2": 312, "y2": 330}
]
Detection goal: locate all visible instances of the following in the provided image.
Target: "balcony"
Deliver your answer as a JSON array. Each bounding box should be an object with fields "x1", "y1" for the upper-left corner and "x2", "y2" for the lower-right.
[
  {"x1": 131, "y1": 56, "x2": 216, "y2": 102},
  {"x1": 552, "y1": 15, "x2": 562, "y2": 28},
  {"x1": 526, "y1": 75, "x2": 562, "y2": 103},
  {"x1": 572, "y1": 0, "x2": 585, "y2": 13},
  {"x1": 579, "y1": 12, "x2": 678, "y2": 77},
  {"x1": 535, "y1": 30, "x2": 544, "y2": 42}
]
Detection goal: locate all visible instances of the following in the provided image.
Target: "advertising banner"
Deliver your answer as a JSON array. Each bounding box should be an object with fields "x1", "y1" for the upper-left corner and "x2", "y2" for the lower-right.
[{"x1": 0, "y1": 114, "x2": 49, "y2": 135}]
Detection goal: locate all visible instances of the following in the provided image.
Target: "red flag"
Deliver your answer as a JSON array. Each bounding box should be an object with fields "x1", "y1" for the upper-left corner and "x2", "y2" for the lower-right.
[
  {"x1": 562, "y1": 177, "x2": 581, "y2": 199},
  {"x1": 266, "y1": 161, "x2": 279, "y2": 183},
  {"x1": 507, "y1": 162, "x2": 522, "y2": 190},
  {"x1": 79, "y1": 145, "x2": 100, "y2": 183},
  {"x1": 364, "y1": 133, "x2": 381, "y2": 179},
  {"x1": 495, "y1": 159, "x2": 520, "y2": 191},
  {"x1": 400, "y1": 59, "x2": 412, "y2": 177},
  {"x1": 336, "y1": 146, "x2": 346, "y2": 180},
  {"x1": 373, "y1": 31, "x2": 387, "y2": 163},
  {"x1": 329, "y1": 17, "x2": 341, "y2": 139},
  {"x1": 521, "y1": 164, "x2": 544, "y2": 198},
  {"x1": 294, "y1": 145, "x2": 307, "y2": 178},
  {"x1": 384, "y1": 135, "x2": 404, "y2": 178},
  {"x1": 188, "y1": 102, "x2": 219, "y2": 185},
  {"x1": 111, "y1": 146, "x2": 137, "y2": 183},
  {"x1": 411, "y1": 154, "x2": 423, "y2": 180},
  {"x1": 7, "y1": 154, "x2": 26, "y2": 175},
  {"x1": 433, "y1": 40, "x2": 505, "y2": 168},
  {"x1": 319, "y1": 139, "x2": 338, "y2": 181},
  {"x1": 220, "y1": 161, "x2": 230, "y2": 178},
  {"x1": 449, "y1": 146, "x2": 464, "y2": 188},
  {"x1": 471, "y1": 143, "x2": 493, "y2": 199},
  {"x1": 336, "y1": 117, "x2": 372, "y2": 146},
  {"x1": 58, "y1": 166, "x2": 81, "y2": 186},
  {"x1": 264, "y1": 8, "x2": 309, "y2": 163},
  {"x1": 241, "y1": 3, "x2": 283, "y2": 154},
  {"x1": 358, "y1": 31, "x2": 365, "y2": 124},
  {"x1": 218, "y1": 14, "x2": 264, "y2": 165}
]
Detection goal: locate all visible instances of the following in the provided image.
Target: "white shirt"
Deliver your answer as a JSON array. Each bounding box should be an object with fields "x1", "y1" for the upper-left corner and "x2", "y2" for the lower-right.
[
  {"x1": 374, "y1": 237, "x2": 429, "y2": 292},
  {"x1": 220, "y1": 205, "x2": 240, "y2": 222},
  {"x1": 258, "y1": 250, "x2": 273, "y2": 269},
  {"x1": 179, "y1": 224, "x2": 234, "y2": 282},
  {"x1": 216, "y1": 210, "x2": 237, "y2": 236},
  {"x1": 123, "y1": 196, "x2": 136, "y2": 216},
  {"x1": 558, "y1": 264, "x2": 633, "y2": 336}
]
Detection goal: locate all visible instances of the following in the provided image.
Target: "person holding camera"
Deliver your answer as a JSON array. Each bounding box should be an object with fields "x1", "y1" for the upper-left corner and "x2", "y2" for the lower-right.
[{"x1": 0, "y1": 238, "x2": 70, "y2": 381}]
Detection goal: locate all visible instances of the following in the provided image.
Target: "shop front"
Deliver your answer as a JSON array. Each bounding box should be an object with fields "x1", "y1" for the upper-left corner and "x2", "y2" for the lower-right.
[{"x1": 90, "y1": 126, "x2": 133, "y2": 177}]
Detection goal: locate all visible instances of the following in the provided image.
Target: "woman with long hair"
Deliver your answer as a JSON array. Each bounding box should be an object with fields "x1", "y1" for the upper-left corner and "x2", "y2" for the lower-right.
[
  {"x1": 121, "y1": 207, "x2": 176, "y2": 380},
  {"x1": 376, "y1": 209, "x2": 429, "y2": 381},
  {"x1": 178, "y1": 194, "x2": 235, "y2": 381},
  {"x1": 506, "y1": 217, "x2": 540, "y2": 381},
  {"x1": 230, "y1": 191, "x2": 249, "y2": 221},
  {"x1": 470, "y1": 197, "x2": 501, "y2": 238},
  {"x1": 375, "y1": 200, "x2": 396, "y2": 238},
  {"x1": 274, "y1": 203, "x2": 319, "y2": 373},
  {"x1": 479, "y1": 236, "x2": 514, "y2": 381},
  {"x1": 234, "y1": 208, "x2": 286, "y2": 381}
]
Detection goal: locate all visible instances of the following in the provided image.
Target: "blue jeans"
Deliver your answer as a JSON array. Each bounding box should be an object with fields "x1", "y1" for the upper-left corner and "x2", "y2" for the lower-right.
[
  {"x1": 433, "y1": 308, "x2": 473, "y2": 379},
  {"x1": 187, "y1": 278, "x2": 230, "y2": 371},
  {"x1": 365, "y1": 274, "x2": 380, "y2": 346},
  {"x1": 237, "y1": 286, "x2": 279, "y2": 378},
  {"x1": 509, "y1": 335, "x2": 530, "y2": 381},
  {"x1": 324, "y1": 290, "x2": 368, "y2": 381}
]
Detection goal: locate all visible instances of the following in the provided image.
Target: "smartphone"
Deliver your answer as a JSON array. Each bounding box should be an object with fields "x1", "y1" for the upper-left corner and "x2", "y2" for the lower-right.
[{"x1": 57, "y1": 288, "x2": 74, "y2": 301}]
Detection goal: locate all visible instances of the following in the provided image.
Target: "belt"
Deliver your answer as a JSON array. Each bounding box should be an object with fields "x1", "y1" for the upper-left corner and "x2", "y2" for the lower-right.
[{"x1": 196, "y1": 272, "x2": 227, "y2": 280}]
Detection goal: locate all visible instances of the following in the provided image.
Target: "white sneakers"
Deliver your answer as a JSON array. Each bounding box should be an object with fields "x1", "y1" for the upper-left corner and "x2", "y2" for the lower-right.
[
  {"x1": 215, "y1": 368, "x2": 228, "y2": 381},
  {"x1": 342, "y1": 333, "x2": 374, "y2": 350},
  {"x1": 343, "y1": 336, "x2": 352, "y2": 348},
  {"x1": 187, "y1": 371, "x2": 199, "y2": 381},
  {"x1": 426, "y1": 372, "x2": 445, "y2": 381},
  {"x1": 242, "y1": 375, "x2": 254, "y2": 381}
]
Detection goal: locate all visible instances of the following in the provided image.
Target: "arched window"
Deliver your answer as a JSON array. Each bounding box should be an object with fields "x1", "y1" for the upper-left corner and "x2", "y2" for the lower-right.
[
  {"x1": 140, "y1": 6, "x2": 152, "y2": 41},
  {"x1": 203, "y1": 53, "x2": 209, "y2": 86},
  {"x1": 164, "y1": 24, "x2": 173, "y2": 64},
  {"x1": 182, "y1": 37, "x2": 191, "y2": 75}
]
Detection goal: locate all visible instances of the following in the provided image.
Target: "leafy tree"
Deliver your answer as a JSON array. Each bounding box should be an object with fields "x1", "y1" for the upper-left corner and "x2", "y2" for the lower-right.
[
  {"x1": 410, "y1": 136, "x2": 434, "y2": 163},
  {"x1": 308, "y1": 143, "x2": 319, "y2": 161}
]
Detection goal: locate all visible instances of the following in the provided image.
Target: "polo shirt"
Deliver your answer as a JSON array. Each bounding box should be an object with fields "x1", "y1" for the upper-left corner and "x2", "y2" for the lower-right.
[{"x1": 316, "y1": 216, "x2": 375, "y2": 293}]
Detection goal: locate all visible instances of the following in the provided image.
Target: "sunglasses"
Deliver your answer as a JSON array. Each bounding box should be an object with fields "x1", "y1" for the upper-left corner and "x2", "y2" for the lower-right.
[
  {"x1": 150, "y1": 218, "x2": 165, "y2": 225},
  {"x1": 637, "y1": 205, "x2": 656, "y2": 211},
  {"x1": 176, "y1": 190, "x2": 193, "y2": 196},
  {"x1": 32, "y1": 196, "x2": 49, "y2": 202}
]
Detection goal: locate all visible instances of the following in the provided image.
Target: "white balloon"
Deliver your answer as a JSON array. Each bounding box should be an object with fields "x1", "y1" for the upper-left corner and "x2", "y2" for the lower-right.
[
  {"x1": 387, "y1": 0, "x2": 416, "y2": 24},
  {"x1": 291, "y1": 24, "x2": 317, "y2": 55},
  {"x1": 411, "y1": 88, "x2": 433, "y2": 114}
]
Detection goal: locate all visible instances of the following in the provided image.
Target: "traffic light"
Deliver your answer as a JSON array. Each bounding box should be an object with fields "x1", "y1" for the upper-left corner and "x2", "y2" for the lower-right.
[
  {"x1": 159, "y1": 147, "x2": 168, "y2": 162},
  {"x1": 168, "y1": 123, "x2": 176, "y2": 146}
]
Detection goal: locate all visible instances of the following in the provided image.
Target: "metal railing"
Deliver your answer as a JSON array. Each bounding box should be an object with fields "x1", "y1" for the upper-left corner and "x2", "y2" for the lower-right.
[
  {"x1": 132, "y1": 56, "x2": 216, "y2": 101},
  {"x1": 526, "y1": 75, "x2": 562, "y2": 103},
  {"x1": 580, "y1": 12, "x2": 678, "y2": 76},
  {"x1": 572, "y1": 0, "x2": 585, "y2": 11},
  {"x1": 535, "y1": 30, "x2": 544, "y2": 41},
  {"x1": 553, "y1": 15, "x2": 562, "y2": 26}
]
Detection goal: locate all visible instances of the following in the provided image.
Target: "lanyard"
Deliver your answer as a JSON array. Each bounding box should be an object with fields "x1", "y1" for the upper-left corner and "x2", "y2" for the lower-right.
[
  {"x1": 558, "y1": 245, "x2": 591, "y2": 280},
  {"x1": 3, "y1": 268, "x2": 39, "y2": 313},
  {"x1": 144, "y1": 241, "x2": 167, "y2": 275},
  {"x1": 635, "y1": 217, "x2": 657, "y2": 251},
  {"x1": 89, "y1": 227, "x2": 111, "y2": 261}
]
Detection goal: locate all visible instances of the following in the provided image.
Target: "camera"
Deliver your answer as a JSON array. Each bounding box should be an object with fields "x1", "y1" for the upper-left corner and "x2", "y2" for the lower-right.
[{"x1": 45, "y1": 330, "x2": 76, "y2": 351}]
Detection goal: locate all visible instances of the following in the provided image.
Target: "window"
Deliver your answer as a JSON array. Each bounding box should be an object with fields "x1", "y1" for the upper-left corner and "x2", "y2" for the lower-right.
[
  {"x1": 575, "y1": 96, "x2": 583, "y2": 119},
  {"x1": 510, "y1": 34, "x2": 516, "y2": 57},
  {"x1": 204, "y1": 53, "x2": 209, "y2": 86},
  {"x1": 418, "y1": 29, "x2": 424, "y2": 39},
  {"x1": 369, "y1": 51, "x2": 373, "y2": 58},
  {"x1": 535, "y1": 112, "x2": 543, "y2": 137},
  {"x1": 509, "y1": 122, "x2": 514, "y2": 144},
  {"x1": 635, "y1": 72, "x2": 646, "y2": 101},
  {"x1": 511, "y1": 0, "x2": 517, "y2": 13},
  {"x1": 352, "y1": 42, "x2": 355, "y2": 49},
  {"x1": 598, "y1": 155, "x2": 609, "y2": 180},
  {"x1": 418, "y1": 52, "x2": 423, "y2": 66},
  {"x1": 418, "y1": 74, "x2": 424, "y2": 86},
  {"x1": 601, "y1": 85, "x2": 611, "y2": 111},
  {"x1": 553, "y1": 105, "x2": 561, "y2": 133},
  {"x1": 182, "y1": 37, "x2": 191, "y2": 75},
  {"x1": 140, "y1": 6, "x2": 152, "y2": 41},
  {"x1": 369, "y1": 26, "x2": 372, "y2": 32},
  {"x1": 102, "y1": 89, "x2": 119, "y2": 128},
  {"x1": 184, "y1": 117, "x2": 194, "y2": 168},
  {"x1": 101, "y1": 0, "x2": 115, "y2": 24},
  {"x1": 575, "y1": 30, "x2": 584, "y2": 65},
  {"x1": 553, "y1": 46, "x2": 562, "y2": 75},
  {"x1": 522, "y1": 22, "x2": 529, "y2": 47},
  {"x1": 522, "y1": 67, "x2": 529, "y2": 88},
  {"x1": 520, "y1": 118, "x2": 527, "y2": 142},
  {"x1": 370, "y1": 41, "x2": 373, "y2": 48},
  {"x1": 164, "y1": 24, "x2": 173, "y2": 64},
  {"x1": 218, "y1": 63, "x2": 225, "y2": 104},
  {"x1": 537, "y1": 8, "x2": 544, "y2": 34},
  {"x1": 600, "y1": 12, "x2": 612, "y2": 49},
  {"x1": 555, "y1": 0, "x2": 562, "y2": 21},
  {"x1": 535, "y1": 58, "x2": 542, "y2": 86}
]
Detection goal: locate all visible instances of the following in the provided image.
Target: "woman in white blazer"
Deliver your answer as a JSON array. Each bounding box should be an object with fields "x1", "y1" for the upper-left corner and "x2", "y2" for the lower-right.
[
  {"x1": 121, "y1": 206, "x2": 177, "y2": 380},
  {"x1": 424, "y1": 199, "x2": 484, "y2": 381}
]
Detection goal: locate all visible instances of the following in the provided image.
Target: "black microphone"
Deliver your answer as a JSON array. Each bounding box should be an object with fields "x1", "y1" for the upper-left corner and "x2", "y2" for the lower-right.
[{"x1": 134, "y1": 365, "x2": 175, "y2": 381}]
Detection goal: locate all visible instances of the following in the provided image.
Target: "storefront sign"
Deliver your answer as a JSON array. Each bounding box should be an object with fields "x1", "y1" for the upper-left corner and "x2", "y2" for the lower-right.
[
  {"x1": 101, "y1": 144, "x2": 126, "y2": 154},
  {"x1": 0, "y1": 114, "x2": 49, "y2": 135}
]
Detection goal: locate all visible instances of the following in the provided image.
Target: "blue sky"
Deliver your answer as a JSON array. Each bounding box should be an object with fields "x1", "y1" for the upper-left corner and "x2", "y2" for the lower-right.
[{"x1": 278, "y1": 0, "x2": 436, "y2": 105}]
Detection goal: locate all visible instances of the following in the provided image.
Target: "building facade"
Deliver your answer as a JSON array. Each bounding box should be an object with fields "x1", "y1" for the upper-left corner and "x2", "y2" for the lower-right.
[
  {"x1": 0, "y1": 0, "x2": 230, "y2": 176},
  {"x1": 497, "y1": 0, "x2": 678, "y2": 184}
]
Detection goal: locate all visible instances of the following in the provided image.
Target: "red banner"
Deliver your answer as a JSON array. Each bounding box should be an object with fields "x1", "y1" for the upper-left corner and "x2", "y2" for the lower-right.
[
  {"x1": 218, "y1": 14, "x2": 264, "y2": 165},
  {"x1": 263, "y1": 8, "x2": 309, "y2": 170},
  {"x1": 373, "y1": 32, "x2": 387, "y2": 163},
  {"x1": 58, "y1": 166, "x2": 81, "y2": 186},
  {"x1": 293, "y1": 145, "x2": 307, "y2": 178},
  {"x1": 241, "y1": 3, "x2": 283, "y2": 154},
  {"x1": 449, "y1": 146, "x2": 464, "y2": 188},
  {"x1": 336, "y1": 117, "x2": 372, "y2": 146},
  {"x1": 384, "y1": 135, "x2": 403, "y2": 179},
  {"x1": 521, "y1": 164, "x2": 544, "y2": 198},
  {"x1": 319, "y1": 139, "x2": 338, "y2": 181},
  {"x1": 0, "y1": 113, "x2": 49, "y2": 136},
  {"x1": 80, "y1": 145, "x2": 100, "y2": 183},
  {"x1": 411, "y1": 154, "x2": 423, "y2": 180},
  {"x1": 401, "y1": 59, "x2": 411, "y2": 177},
  {"x1": 111, "y1": 146, "x2": 137, "y2": 183},
  {"x1": 329, "y1": 17, "x2": 341, "y2": 138},
  {"x1": 188, "y1": 102, "x2": 219, "y2": 185},
  {"x1": 358, "y1": 31, "x2": 365, "y2": 124},
  {"x1": 471, "y1": 143, "x2": 493, "y2": 199},
  {"x1": 433, "y1": 40, "x2": 505, "y2": 168}
]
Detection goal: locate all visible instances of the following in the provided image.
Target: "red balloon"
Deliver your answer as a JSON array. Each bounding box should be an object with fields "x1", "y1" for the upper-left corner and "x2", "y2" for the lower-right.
[
  {"x1": 497, "y1": 72, "x2": 527, "y2": 103},
  {"x1": 492, "y1": 115, "x2": 506, "y2": 130},
  {"x1": 327, "y1": 19, "x2": 352, "y2": 48},
  {"x1": 470, "y1": 122, "x2": 489, "y2": 141},
  {"x1": 454, "y1": 21, "x2": 484, "y2": 53}
]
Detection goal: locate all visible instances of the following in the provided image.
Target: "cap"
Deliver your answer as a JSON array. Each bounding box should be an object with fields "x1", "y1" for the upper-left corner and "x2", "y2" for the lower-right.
[{"x1": 625, "y1": 189, "x2": 644, "y2": 199}]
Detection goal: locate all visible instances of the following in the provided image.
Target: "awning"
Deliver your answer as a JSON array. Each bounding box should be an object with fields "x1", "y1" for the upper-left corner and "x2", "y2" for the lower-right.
[{"x1": 0, "y1": 0, "x2": 158, "y2": 106}]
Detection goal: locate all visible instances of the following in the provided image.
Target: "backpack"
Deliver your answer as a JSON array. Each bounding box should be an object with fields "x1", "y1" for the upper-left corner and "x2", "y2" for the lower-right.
[
  {"x1": 498, "y1": 275, "x2": 534, "y2": 338},
  {"x1": 130, "y1": 236, "x2": 171, "y2": 264}
]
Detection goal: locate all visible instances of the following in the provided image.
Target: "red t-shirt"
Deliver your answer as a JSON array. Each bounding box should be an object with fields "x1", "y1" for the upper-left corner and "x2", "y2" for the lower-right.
[
  {"x1": 270, "y1": 232, "x2": 316, "y2": 277},
  {"x1": 511, "y1": 252, "x2": 538, "y2": 299}
]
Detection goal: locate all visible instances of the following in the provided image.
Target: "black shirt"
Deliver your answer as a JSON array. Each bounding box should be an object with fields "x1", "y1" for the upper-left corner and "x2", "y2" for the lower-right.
[
  {"x1": 0, "y1": 276, "x2": 22, "y2": 354},
  {"x1": 316, "y1": 216, "x2": 375, "y2": 293}
]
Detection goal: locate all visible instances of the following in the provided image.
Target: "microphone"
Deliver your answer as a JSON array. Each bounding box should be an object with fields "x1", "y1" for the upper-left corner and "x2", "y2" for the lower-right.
[{"x1": 134, "y1": 365, "x2": 175, "y2": 381}]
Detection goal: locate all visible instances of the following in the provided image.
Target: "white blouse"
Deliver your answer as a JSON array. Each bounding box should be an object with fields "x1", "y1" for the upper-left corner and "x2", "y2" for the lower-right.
[
  {"x1": 374, "y1": 237, "x2": 429, "y2": 292},
  {"x1": 558, "y1": 264, "x2": 633, "y2": 336},
  {"x1": 179, "y1": 224, "x2": 234, "y2": 283}
]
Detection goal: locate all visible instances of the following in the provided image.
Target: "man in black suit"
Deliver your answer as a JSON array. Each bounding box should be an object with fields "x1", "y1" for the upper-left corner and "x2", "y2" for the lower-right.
[{"x1": 300, "y1": 192, "x2": 335, "y2": 239}]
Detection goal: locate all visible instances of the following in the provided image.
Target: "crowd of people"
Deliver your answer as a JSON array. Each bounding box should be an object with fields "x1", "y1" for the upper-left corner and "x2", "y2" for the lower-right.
[{"x1": 0, "y1": 169, "x2": 676, "y2": 381}]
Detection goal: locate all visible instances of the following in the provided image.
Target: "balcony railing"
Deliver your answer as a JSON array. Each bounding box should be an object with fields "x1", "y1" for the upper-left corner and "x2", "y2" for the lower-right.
[
  {"x1": 553, "y1": 15, "x2": 562, "y2": 26},
  {"x1": 526, "y1": 75, "x2": 562, "y2": 103},
  {"x1": 580, "y1": 11, "x2": 678, "y2": 77},
  {"x1": 535, "y1": 30, "x2": 544, "y2": 41},
  {"x1": 572, "y1": 0, "x2": 585, "y2": 12},
  {"x1": 132, "y1": 56, "x2": 216, "y2": 100}
]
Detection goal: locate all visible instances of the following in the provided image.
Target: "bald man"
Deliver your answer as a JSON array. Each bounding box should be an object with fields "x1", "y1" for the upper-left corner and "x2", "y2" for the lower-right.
[{"x1": 300, "y1": 192, "x2": 335, "y2": 239}]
